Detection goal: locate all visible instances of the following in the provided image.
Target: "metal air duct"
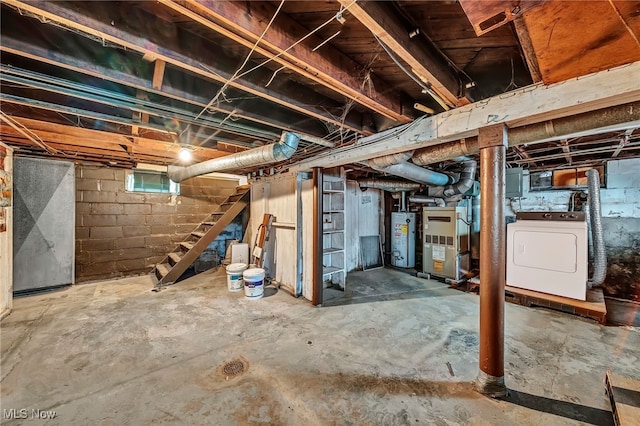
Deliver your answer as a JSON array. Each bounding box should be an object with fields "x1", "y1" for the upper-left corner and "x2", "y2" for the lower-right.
[
  {"x1": 408, "y1": 195, "x2": 445, "y2": 207},
  {"x1": 168, "y1": 132, "x2": 300, "y2": 183},
  {"x1": 587, "y1": 169, "x2": 607, "y2": 288},
  {"x1": 428, "y1": 160, "x2": 477, "y2": 198},
  {"x1": 368, "y1": 151, "x2": 453, "y2": 187},
  {"x1": 358, "y1": 179, "x2": 421, "y2": 192}
]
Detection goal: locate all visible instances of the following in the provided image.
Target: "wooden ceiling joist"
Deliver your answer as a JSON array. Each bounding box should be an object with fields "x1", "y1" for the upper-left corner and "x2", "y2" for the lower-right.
[
  {"x1": 0, "y1": 36, "x2": 333, "y2": 138},
  {"x1": 134, "y1": 59, "x2": 166, "y2": 134},
  {"x1": 3, "y1": 0, "x2": 367, "y2": 134},
  {"x1": 560, "y1": 139, "x2": 572, "y2": 164},
  {"x1": 339, "y1": 0, "x2": 469, "y2": 108},
  {"x1": 158, "y1": 0, "x2": 411, "y2": 123},
  {"x1": 0, "y1": 117, "x2": 228, "y2": 164},
  {"x1": 513, "y1": 17, "x2": 543, "y2": 83}
]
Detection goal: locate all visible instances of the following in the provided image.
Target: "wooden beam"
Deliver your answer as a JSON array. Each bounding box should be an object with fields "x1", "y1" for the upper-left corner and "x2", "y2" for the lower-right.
[
  {"x1": 513, "y1": 145, "x2": 534, "y2": 165},
  {"x1": 134, "y1": 59, "x2": 165, "y2": 133},
  {"x1": 4, "y1": 0, "x2": 366, "y2": 133},
  {"x1": 152, "y1": 59, "x2": 166, "y2": 90},
  {"x1": 561, "y1": 139, "x2": 572, "y2": 164},
  {"x1": 291, "y1": 61, "x2": 640, "y2": 170},
  {"x1": 1, "y1": 124, "x2": 127, "y2": 151},
  {"x1": 1, "y1": 94, "x2": 180, "y2": 137},
  {"x1": 0, "y1": 35, "x2": 337, "y2": 137},
  {"x1": 513, "y1": 17, "x2": 543, "y2": 83},
  {"x1": 339, "y1": 0, "x2": 468, "y2": 108},
  {"x1": 159, "y1": 0, "x2": 410, "y2": 123},
  {"x1": 0, "y1": 117, "x2": 228, "y2": 163}
]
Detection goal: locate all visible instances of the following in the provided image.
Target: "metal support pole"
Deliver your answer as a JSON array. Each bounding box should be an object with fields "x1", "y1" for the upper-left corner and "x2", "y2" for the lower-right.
[
  {"x1": 312, "y1": 167, "x2": 323, "y2": 306},
  {"x1": 476, "y1": 124, "x2": 508, "y2": 398}
]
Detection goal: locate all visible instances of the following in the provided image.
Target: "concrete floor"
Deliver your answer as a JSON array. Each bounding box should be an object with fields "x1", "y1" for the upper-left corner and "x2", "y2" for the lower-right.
[{"x1": 1, "y1": 268, "x2": 639, "y2": 425}]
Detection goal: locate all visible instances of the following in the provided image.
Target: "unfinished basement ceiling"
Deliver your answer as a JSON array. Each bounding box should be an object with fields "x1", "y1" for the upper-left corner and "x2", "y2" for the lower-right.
[{"x1": 0, "y1": 0, "x2": 639, "y2": 175}]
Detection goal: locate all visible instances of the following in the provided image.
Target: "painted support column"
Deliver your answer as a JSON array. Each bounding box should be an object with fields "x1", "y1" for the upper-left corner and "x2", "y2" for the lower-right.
[
  {"x1": 312, "y1": 167, "x2": 323, "y2": 306},
  {"x1": 476, "y1": 124, "x2": 508, "y2": 398}
]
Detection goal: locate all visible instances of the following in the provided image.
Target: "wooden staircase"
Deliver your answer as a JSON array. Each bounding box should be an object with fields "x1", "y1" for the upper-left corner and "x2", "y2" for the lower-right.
[{"x1": 153, "y1": 185, "x2": 250, "y2": 287}]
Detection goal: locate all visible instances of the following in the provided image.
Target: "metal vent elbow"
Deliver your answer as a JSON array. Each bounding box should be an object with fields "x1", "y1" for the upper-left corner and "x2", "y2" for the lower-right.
[{"x1": 168, "y1": 132, "x2": 300, "y2": 183}]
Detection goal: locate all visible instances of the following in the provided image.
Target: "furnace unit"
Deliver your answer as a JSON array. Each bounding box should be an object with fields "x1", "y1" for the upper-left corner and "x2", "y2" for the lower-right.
[
  {"x1": 391, "y1": 212, "x2": 416, "y2": 268},
  {"x1": 421, "y1": 207, "x2": 470, "y2": 282}
]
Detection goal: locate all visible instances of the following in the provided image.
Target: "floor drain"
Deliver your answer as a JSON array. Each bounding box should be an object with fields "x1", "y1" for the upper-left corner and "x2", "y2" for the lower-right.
[{"x1": 222, "y1": 359, "x2": 245, "y2": 377}]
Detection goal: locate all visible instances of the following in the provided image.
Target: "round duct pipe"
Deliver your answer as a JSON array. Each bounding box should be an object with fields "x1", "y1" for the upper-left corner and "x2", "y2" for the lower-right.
[
  {"x1": 168, "y1": 132, "x2": 300, "y2": 183},
  {"x1": 408, "y1": 195, "x2": 445, "y2": 207},
  {"x1": 357, "y1": 179, "x2": 421, "y2": 192},
  {"x1": 587, "y1": 169, "x2": 607, "y2": 288}
]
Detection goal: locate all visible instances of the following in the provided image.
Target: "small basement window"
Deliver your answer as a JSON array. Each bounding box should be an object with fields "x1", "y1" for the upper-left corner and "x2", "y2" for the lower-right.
[
  {"x1": 126, "y1": 170, "x2": 179, "y2": 194},
  {"x1": 530, "y1": 165, "x2": 605, "y2": 191}
]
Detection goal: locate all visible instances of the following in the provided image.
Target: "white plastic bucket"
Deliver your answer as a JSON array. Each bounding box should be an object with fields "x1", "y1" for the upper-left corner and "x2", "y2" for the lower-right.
[
  {"x1": 243, "y1": 268, "x2": 265, "y2": 299},
  {"x1": 226, "y1": 263, "x2": 247, "y2": 292}
]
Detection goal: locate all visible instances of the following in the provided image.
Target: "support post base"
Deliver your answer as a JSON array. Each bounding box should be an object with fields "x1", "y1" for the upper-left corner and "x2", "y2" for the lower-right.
[{"x1": 475, "y1": 370, "x2": 508, "y2": 399}]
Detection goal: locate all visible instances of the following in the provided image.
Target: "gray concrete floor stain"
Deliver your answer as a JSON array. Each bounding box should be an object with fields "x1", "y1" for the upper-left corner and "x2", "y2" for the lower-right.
[{"x1": 1, "y1": 267, "x2": 639, "y2": 425}]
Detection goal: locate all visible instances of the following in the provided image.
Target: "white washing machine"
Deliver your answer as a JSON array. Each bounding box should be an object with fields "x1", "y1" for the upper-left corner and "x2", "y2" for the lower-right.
[{"x1": 506, "y1": 212, "x2": 588, "y2": 300}]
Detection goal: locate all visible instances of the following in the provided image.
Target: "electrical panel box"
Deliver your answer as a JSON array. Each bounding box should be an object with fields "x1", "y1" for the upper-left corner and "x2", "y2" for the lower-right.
[
  {"x1": 422, "y1": 207, "x2": 470, "y2": 282},
  {"x1": 505, "y1": 167, "x2": 524, "y2": 198}
]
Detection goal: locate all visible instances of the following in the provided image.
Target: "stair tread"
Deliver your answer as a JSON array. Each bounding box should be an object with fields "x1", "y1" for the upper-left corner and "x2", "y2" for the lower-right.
[
  {"x1": 168, "y1": 252, "x2": 182, "y2": 265},
  {"x1": 156, "y1": 187, "x2": 250, "y2": 285},
  {"x1": 156, "y1": 263, "x2": 170, "y2": 278},
  {"x1": 180, "y1": 241, "x2": 195, "y2": 251}
]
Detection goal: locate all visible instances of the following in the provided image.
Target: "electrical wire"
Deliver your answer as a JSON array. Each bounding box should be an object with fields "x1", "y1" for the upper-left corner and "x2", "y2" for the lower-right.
[
  {"x1": 372, "y1": 34, "x2": 451, "y2": 111},
  {"x1": 186, "y1": 0, "x2": 286, "y2": 133},
  {"x1": 0, "y1": 111, "x2": 57, "y2": 154},
  {"x1": 184, "y1": 1, "x2": 359, "y2": 145},
  {"x1": 233, "y1": 1, "x2": 357, "y2": 82}
]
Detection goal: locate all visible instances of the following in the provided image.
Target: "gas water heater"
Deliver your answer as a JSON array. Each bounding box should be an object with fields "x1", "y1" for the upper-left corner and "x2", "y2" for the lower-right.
[{"x1": 391, "y1": 212, "x2": 416, "y2": 268}]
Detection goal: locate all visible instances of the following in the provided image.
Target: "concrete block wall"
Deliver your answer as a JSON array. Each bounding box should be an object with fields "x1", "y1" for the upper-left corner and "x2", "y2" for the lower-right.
[
  {"x1": 505, "y1": 158, "x2": 640, "y2": 301},
  {"x1": 75, "y1": 165, "x2": 238, "y2": 282}
]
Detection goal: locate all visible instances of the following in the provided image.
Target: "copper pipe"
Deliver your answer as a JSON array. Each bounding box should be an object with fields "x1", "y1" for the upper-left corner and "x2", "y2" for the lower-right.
[
  {"x1": 476, "y1": 131, "x2": 507, "y2": 397},
  {"x1": 312, "y1": 167, "x2": 323, "y2": 306}
]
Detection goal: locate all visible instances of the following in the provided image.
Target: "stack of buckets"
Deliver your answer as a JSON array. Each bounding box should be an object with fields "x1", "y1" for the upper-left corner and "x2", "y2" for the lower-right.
[{"x1": 225, "y1": 263, "x2": 265, "y2": 299}]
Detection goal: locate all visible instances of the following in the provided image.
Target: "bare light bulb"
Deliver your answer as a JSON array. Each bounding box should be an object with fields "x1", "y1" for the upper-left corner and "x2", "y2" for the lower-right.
[{"x1": 178, "y1": 147, "x2": 192, "y2": 162}]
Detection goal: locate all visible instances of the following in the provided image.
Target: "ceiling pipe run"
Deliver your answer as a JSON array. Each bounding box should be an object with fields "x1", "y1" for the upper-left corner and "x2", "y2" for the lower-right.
[
  {"x1": 368, "y1": 151, "x2": 413, "y2": 168},
  {"x1": 357, "y1": 179, "x2": 421, "y2": 192},
  {"x1": 372, "y1": 161, "x2": 453, "y2": 186},
  {"x1": 429, "y1": 160, "x2": 477, "y2": 198},
  {"x1": 411, "y1": 102, "x2": 640, "y2": 165},
  {"x1": 412, "y1": 139, "x2": 477, "y2": 166},
  {"x1": 408, "y1": 195, "x2": 445, "y2": 207},
  {"x1": 168, "y1": 132, "x2": 300, "y2": 183},
  {"x1": 368, "y1": 151, "x2": 453, "y2": 187}
]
